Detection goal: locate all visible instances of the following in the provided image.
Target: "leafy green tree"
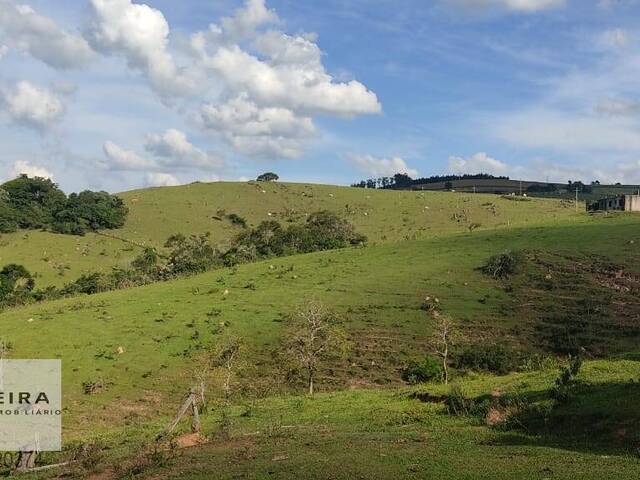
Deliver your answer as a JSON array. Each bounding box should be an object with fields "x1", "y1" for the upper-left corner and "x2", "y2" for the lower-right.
[
  {"x1": 256, "y1": 172, "x2": 279, "y2": 182},
  {"x1": 0, "y1": 175, "x2": 128, "y2": 235}
]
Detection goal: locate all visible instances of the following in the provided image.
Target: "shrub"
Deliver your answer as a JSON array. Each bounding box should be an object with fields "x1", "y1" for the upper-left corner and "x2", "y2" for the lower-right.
[
  {"x1": 226, "y1": 213, "x2": 247, "y2": 228},
  {"x1": 481, "y1": 251, "x2": 524, "y2": 279},
  {"x1": 0, "y1": 264, "x2": 35, "y2": 306},
  {"x1": 131, "y1": 247, "x2": 160, "y2": 274},
  {"x1": 551, "y1": 355, "x2": 583, "y2": 403},
  {"x1": 402, "y1": 356, "x2": 443, "y2": 384},
  {"x1": 63, "y1": 273, "x2": 111, "y2": 295},
  {"x1": 445, "y1": 385, "x2": 473, "y2": 415},
  {"x1": 454, "y1": 344, "x2": 519, "y2": 375},
  {"x1": 165, "y1": 233, "x2": 218, "y2": 275}
]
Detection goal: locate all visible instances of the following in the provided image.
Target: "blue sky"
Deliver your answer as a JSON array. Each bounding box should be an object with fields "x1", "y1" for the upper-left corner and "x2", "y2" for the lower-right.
[{"x1": 1, "y1": 0, "x2": 640, "y2": 192}]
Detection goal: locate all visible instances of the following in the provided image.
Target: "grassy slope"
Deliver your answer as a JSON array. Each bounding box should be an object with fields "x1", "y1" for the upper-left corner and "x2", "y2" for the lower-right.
[
  {"x1": 1, "y1": 214, "x2": 639, "y2": 439},
  {"x1": 0, "y1": 182, "x2": 578, "y2": 287},
  {"x1": 2, "y1": 184, "x2": 639, "y2": 478},
  {"x1": 111, "y1": 360, "x2": 640, "y2": 480}
]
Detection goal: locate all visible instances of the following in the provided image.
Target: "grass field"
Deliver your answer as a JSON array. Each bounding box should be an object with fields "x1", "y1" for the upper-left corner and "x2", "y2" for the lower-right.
[
  {"x1": 1, "y1": 182, "x2": 638, "y2": 478},
  {"x1": 0, "y1": 182, "x2": 580, "y2": 287}
]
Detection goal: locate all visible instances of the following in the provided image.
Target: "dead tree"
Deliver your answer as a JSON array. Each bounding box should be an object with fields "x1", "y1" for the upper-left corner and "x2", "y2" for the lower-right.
[
  {"x1": 285, "y1": 302, "x2": 350, "y2": 395},
  {"x1": 435, "y1": 317, "x2": 454, "y2": 385}
]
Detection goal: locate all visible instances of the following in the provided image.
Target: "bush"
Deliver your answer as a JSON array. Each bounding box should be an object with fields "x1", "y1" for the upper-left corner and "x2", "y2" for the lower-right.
[
  {"x1": 223, "y1": 211, "x2": 366, "y2": 266},
  {"x1": 551, "y1": 355, "x2": 583, "y2": 403},
  {"x1": 226, "y1": 213, "x2": 247, "y2": 228},
  {"x1": 0, "y1": 264, "x2": 35, "y2": 306},
  {"x1": 402, "y1": 356, "x2": 443, "y2": 384},
  {"x1": 445, "y1": 385, "x2": 474, "y2": 415},
  {"x1": 481, "y1": 251, "x2": 524, "y2": 279},
  {"x1": 165, "y1": 233, "x2": 218, "y2": 275},
  {"x1": 454, "y1": 344, "x2": 519, "y2": 375},
  {"x1": 131, "y1": 247, "x2": 160, "y2": 274}
]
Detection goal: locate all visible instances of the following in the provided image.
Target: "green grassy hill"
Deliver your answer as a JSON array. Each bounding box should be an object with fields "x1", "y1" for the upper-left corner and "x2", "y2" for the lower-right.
[
  {"x1": 0, "y1": 181, "x2": 579, "y2": 287},
  {"x1": 1, "y1": 182, "x2": 638, "y2": 478}
]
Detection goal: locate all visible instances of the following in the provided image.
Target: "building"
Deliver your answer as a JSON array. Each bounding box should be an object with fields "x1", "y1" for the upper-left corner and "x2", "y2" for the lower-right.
[{"x1": 592, "y1": 195, "x2": 640, "y2": 212}]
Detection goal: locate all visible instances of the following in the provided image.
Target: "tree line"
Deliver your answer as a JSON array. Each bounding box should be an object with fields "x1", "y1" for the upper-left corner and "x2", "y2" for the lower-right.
[
  {"x1": 351, "y1": 173, "x2": 510, "y2": 190},
  {"x1": 0, "y1": 175, "x2": 128, "y2": 235}
]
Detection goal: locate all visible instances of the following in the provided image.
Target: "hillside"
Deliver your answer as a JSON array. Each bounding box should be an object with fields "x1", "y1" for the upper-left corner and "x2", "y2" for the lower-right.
[
  {"x1": 1, "y1": 183, "x2": 638, "y2": 478},
  {"x1": 0, "y1": 182, "x2": 579, "y2": 287}
]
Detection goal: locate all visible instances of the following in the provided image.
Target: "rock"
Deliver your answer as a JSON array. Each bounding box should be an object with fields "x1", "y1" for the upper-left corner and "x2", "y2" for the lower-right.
[
  {"x1": 223, "y1": 289, "x2": 230, "y2": 296},
  {"x1": 116, "y1": 346, "x2": 125, "y2": 355}
]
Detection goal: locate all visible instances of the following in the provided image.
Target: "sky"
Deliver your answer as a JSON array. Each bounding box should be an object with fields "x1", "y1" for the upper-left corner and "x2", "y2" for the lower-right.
[{"x1": 1, "y1": 0, "x2": 640, "y2": 192}]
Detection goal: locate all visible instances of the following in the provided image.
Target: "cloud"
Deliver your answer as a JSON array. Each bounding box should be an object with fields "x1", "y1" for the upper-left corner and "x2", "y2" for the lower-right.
[
  {"x1": 144, "y1": 129, "x2": 224, "y2": 168},
  {"x1": 206, "y1": 44, "x2": 381, "y2": 116},
  {"x1": 493, "y1": 108, "x2": 640, "y2": 151},
  {"x1": 446, "y1": 153, "x2": 629, "y2": 184},
  {"x1": 145, "y1": 172, "x2": 180, "y2": 187},
  {"x1": 189, "y1": 0, "x2": 380, "y2": 158},
  {"x1": 348, "y1": 154, "x2": 419, "y2": 177},
  {"x1": 103, "y1": 130, "x2": 225, "y2": 174},
  {"x1": 0, "y1": 45, "x2": 7, "y2": 59},
  {"x1": 221, "y1": 0, "x2": 279, "y2": 41},
  {"x1": 595, "y1": 98, "x2": 640, "y2": 116},
  {"x1": 2, "y1": 81, "x2": 65, "y2": 131},
  {"x1": 197, "y1": 93, "x2": 315, "y2": 158},
  {"x1": 448, "y1": 152, "x2": 509, "y2": 176},
  {"x1": 0, "y1": 0, "x2": 94, "y2": 69},
  {"x1": 86, "y1": 0, "x2": 197, "y2": 98},
  {"x1": 8, "y1": 160, "x2": 54, "y2": 180},
  {"x1": 450, "y1": 0, "x2": 566, "y2": 12},
  {"x1": 103, "y1": 140, "x2": 155, "y2": 170}
]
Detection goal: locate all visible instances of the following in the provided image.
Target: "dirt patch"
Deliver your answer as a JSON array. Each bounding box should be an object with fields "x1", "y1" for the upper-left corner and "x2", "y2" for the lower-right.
[{"x1": 174, "y1": 432, "x2": 207, "y2": 449}]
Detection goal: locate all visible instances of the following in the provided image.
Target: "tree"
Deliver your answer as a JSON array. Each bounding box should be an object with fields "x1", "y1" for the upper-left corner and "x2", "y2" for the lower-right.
[
  {"x1": 393, "y1": 173, "x2": 413, "y2": 189},
  {"x1": 210, "y1": 335, "x2": 243, "y2": 400},
  {"x1": 257, "y1": 172, "x2": 279, "y2": 182},
  {"x1": 444, "y1": 181, "x2": 453, "y2": 191},
  {"x1": 434, "y1": 317, "x2": 455, "y2": 385},
  {"x1": 284, "y1": 302, "x2": 350, "y2": 395}
]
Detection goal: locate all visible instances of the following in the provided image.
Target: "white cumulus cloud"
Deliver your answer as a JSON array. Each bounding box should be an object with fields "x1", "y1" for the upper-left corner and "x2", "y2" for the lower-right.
[
  {"x1": 144, "y1": 129, "x2": 224, "y2": 168},
  {"x1": 145, "y1": 172, "x2": 180, "y2": 187},
  {"x1": 8, "y1": 160, "x2": 54, "y2": 180},
  {"x1": 0, "y1": 0, "x2": 94, "y2": 69},
  {"x1": 448, "y1": 152, "x2": 509, "y2": 176},
  {"x1": 103, "y1": 140, "x2": 155, "y2": 170},
  {"x1": 348, "y1": 154, "x2": 419, "y2": 177},
  {"x1": 197, "y1": 93, "x2": 315, "y2": 158},
  {"x1": 2, "y1": 81, "x2": 65, "y2": 131},
  {"x1": 86, "y1": 0, "x2": 198, "y2": 98},
  {"x1": 450, "y1": 0, "x2": 566, "y2": 12},
  {"x1": 189, "y1": 0, "x2": 380, "y2": 158}
]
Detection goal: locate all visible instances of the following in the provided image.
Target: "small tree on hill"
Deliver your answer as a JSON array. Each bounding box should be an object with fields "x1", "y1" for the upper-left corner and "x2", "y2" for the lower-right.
[
  {"x1": 435, "y1": 317, "x2": 455, "y2": 385},
  {"x1": 257, "y1": 172, "x2": 279, "y2": 182},
  {"x1": 284, "y1": 302, "x2": 350, "y2": 395}
]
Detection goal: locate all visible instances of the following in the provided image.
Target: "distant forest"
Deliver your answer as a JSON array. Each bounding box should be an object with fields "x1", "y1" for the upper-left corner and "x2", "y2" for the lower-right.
[{"x1": 351, "y1": 173, "x2": 510, "y2": 190}]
